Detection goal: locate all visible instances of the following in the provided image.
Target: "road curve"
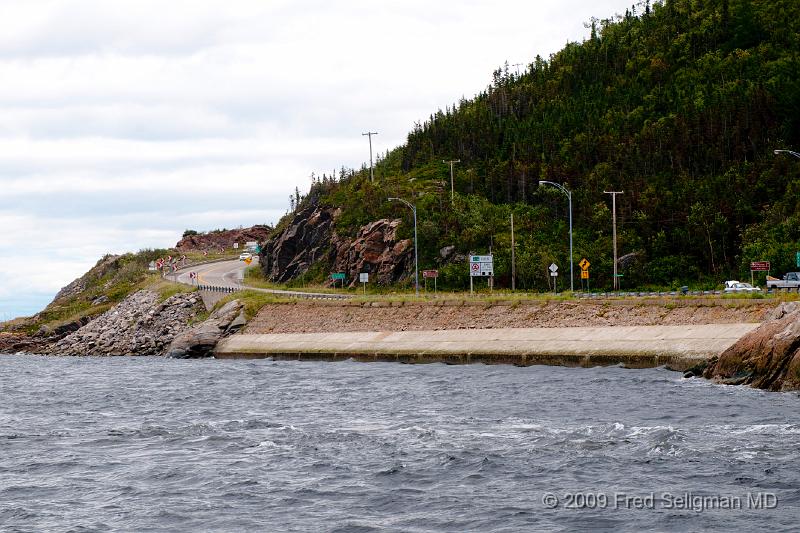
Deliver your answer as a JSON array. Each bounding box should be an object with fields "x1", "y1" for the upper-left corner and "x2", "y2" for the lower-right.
[{"x1": 171, "y1": 258, "x2": 350, "y2": 300}]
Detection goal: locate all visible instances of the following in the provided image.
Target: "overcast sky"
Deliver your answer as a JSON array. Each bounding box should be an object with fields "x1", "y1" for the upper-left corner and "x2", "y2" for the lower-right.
[{"x1": 0, "y1": 0, "x2": 635, "y2": 319}]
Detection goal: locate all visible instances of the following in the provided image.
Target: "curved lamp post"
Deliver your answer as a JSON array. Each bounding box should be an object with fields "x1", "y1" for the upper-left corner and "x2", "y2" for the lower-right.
[
  {"x1": 774, "y1": 149, "x2": 800, "y2": 160},
  {"x1": 538, "y1": 180, "x2": 574, "y2": 292},
  {"x1": 388, "y1": 197, "x2": 419, "y2": 297}
]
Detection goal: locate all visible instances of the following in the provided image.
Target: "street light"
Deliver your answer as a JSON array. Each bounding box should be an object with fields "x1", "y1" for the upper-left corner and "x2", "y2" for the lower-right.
[
  {"x1": 774, "y1": 149, "x2": 800, "y2": 159},
  {"x1": 388, "y1": 197, "x2": 419, "y2": 297},
  {"x1": 538, "y1": 180, "x2": 574, "y2": 292}
]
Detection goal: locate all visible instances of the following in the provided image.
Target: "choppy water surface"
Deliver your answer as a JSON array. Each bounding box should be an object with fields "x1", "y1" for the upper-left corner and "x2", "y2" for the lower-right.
[{"x1": 1, "y1": 355, "x2": 799, "y2": 532}]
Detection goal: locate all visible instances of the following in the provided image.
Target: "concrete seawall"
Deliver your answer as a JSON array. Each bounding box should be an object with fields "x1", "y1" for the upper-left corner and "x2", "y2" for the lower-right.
[{"x1": 214, "y1": 323, "x2": 759, "y2": 371}]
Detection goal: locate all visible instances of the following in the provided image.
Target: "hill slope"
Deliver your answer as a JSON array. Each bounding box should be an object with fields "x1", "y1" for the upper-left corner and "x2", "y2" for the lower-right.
[{"x1": 263, "y1": 0, "x2": 800, "y2": 292}]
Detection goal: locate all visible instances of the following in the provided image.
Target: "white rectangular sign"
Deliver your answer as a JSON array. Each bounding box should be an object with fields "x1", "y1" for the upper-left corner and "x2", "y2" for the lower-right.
[
  {"x1": 470, "y1": 254, "x2": 494, "y2": 277},
  {"x1": 359, "y1": 272, "x2": 369, "y2": 283}
]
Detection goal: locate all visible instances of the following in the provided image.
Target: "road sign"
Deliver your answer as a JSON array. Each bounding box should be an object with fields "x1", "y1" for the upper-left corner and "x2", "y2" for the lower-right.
[
  {"x1": 581, "y1": 270, "x2": 589, "y2": 279},
  {"x1": 423, "y1": 270, "x2": 438, "y2": 278},
  {"x1": 750, "y1": 261, "x2": 770, "y2": 272},
  {"x1": 796, "y1": 252, "x2": 800, "y2": 268},
  {"x1": 579, "y1": 258, "x2": 590, "y2": 270},
  {"x1": 550, "y1": 271, "x2": 558, "y2": 277},
  {"x1": 549, "y1": 263, "x2": 558, "y2": 273},
  {"x1": 244, "y1": 257, "x2": 252, "y2": 265},
  {"x1": 359, "y1": 272, "x2": 369, "y2": 283},
  {"x1": 470, "y1": 255, "x2": 493, "y2": 277},
  {"x1": 331, "y1": 272, "x2": 346, "y2": 280},
  {"x1": 233, "y1": 243, "x2": 239, "y2": 249}
]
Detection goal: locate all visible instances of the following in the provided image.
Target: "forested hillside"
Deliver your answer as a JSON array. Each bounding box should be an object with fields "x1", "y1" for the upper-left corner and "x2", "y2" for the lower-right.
[{"x1": 286, "y1": 0, "x2": 800, "y2": 291}]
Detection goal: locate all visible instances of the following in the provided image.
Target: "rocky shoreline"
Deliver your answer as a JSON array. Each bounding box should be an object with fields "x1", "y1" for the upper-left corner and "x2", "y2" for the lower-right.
[
  {"x1": 6, "y1": 289, "x2": 800, "y2": 392},
  {"x1": 1, "y1": 289, "x2": 244, "y2": 359},
  {"x1": 703, "y1": 302, "x2": 800, "y2": 391}
]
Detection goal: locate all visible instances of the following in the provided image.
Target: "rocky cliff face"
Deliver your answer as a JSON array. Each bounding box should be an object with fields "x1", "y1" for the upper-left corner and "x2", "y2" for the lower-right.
[
  {"x1": 260, "y1": 206, "x2": 413, "y2": 286},
  {"x1": 260, "y1": 206, "x2": 336, "y2": 282},
  {"x1": 49, "y1": 290, "x2": 204, "y2": 356},
  {"x1": 175, "y1": 225, "x2": 272, "y2": 252},
  {"x1": 330, "y1": 218, "x2": 412, "y2": 287},
  {"x1": 703, "y1": 302, "x2": 800, "y2": 391}
]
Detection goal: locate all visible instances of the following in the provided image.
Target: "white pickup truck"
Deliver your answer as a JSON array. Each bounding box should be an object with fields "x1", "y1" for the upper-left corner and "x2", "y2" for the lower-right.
[{"x1": 766, "y1": 272, "x2": 800, "y2": 291}]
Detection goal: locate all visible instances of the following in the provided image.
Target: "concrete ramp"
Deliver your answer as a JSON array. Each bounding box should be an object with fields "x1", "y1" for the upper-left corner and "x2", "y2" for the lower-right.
[{"x1": 214, "y1": 323, "x2": 759, "y2": 371}]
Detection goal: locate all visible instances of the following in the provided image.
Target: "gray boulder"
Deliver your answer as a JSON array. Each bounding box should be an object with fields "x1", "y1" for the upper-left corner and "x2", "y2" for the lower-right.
[{"x1": 165, "y1": 300, "x2": 246, "y2": 359}]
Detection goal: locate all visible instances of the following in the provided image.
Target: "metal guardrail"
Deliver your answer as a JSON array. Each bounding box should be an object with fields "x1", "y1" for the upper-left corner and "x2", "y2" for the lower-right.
[
  {"x1": 197, "y1": 284, "x2": 240, "y2": 293},
  {"x1": 195, "y1": 283, "x2": 350, "y2": 300},
  {"x1": 574, "y1": 289, "x2": 778, "y2": 298}
]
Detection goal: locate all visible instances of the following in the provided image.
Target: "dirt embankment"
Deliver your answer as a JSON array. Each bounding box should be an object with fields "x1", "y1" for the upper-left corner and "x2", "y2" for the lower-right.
[{"x1": 245, "y1": 298, "x2": 777, "y2": 334}]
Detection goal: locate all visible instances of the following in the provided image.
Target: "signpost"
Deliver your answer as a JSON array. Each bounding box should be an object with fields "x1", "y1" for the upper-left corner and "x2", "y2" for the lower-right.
[
  {"x1": 359, "y1": 272, "x2": 369, "y2": 294},
  {"x1": 469, "y1": 255, "x2": 493, "y2": 295},
  {"x1": 579, "y1": 258, "x2": 590, "y2": 291},
  {"x1": 750, "y1": 261, "x2": 771, "y2": 286},
  {"x1": 331, "y1": 272, "x2": 346, "y2": 289},
  {"x1": 549, "y1": 263, "x2": 559, "y2": 293},
  {"x1": 233, "y1": 243, "x2": 239, "y2": 249},
  {"x1": 423, "y1": 269, "x2": 438, "y2": 295}
]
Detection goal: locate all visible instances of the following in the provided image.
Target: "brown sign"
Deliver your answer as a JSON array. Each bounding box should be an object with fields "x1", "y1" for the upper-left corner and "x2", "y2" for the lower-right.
[
  {"x1": 750, "y1": 261, "x2": 770, "y2": 271},
  {"x1": 423, "y1": 270, "x2": 439, "y2": 279}
]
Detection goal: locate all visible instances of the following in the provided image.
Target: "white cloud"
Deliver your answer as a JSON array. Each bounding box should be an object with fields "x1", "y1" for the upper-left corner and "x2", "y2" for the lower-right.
[{"x1": 0, "y1": 0, "x2": 634, "y2": 317}]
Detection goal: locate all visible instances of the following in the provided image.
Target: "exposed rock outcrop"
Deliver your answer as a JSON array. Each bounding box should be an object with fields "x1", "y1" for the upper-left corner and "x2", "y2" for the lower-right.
[
  {"x1": 49, "y1": 290, "x2": 204, "y2": 356},
  {"x1": 165, "y1": 300, "x2": 246, "y2": 359},
  {"x1": 260, "y1": 206, "x2": 337, "y2": 282},
  {"x1": 260, "y1": 205, "x2": 413, "y2": 286},
  {"x1": 330, "y1": 218, "x2": 412, "y2": 287},
  {"x1": 175, "y1": 225, "x2": 272, "y2": 253},
  {"x1": 704, "y1": 302, "x2": 800, "y2": 391}
]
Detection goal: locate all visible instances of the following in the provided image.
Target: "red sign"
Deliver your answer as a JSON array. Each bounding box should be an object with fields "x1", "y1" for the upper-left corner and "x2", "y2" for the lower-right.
[
  {"x1": 750, "y1": 261, "x2": 771, "y2": 271},
  {"x1": 423, "y1": 270, "x2": 439, "y2": 279}
]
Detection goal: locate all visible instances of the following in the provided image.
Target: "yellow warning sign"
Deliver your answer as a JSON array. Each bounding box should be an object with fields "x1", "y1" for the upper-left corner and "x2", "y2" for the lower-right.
[
  {"x1": 581, "y1": 270, "x2": 589, "y2": 279},
  {"x1": 244, "y1": 257, "x2": 252, "y2": 265},
  {"x1": 579, "y1": 258, "x2": 590, "y2": 270}
]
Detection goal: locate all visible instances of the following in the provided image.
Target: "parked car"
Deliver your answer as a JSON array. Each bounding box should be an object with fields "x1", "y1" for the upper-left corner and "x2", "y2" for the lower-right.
[
  {"x1": 239, "y1": 252, "x2": 252, "y2": 261},
  {"x1": 723, "y1": 280, "x2": 761, "y2": 293}
]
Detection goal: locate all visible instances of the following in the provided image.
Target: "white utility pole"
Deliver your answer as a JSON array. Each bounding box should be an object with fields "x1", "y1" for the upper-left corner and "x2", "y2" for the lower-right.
[
  {"x1": 362, "y1": 131, "x2": 378, "y2": 182},
  {"x1": 443, "y1": 160, "x2": 460, "y2": 203},
  {"x1": 604, "y1": 191, "x2": 624, "y2": 291}
]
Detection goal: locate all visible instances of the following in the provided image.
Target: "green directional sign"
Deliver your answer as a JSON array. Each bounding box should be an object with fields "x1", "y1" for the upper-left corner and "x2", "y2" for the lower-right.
[
  {"x1": 796, "y1": 251, "x2": 800, "y2": 268},
  {"x1": 331, "y1": 272, "x2": 346, "y2": 280}
]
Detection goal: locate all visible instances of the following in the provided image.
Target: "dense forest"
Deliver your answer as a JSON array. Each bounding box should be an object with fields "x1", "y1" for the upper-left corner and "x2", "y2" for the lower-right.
[{"x1": 291, "y1": 0, "x2": 800, "y2": 291}]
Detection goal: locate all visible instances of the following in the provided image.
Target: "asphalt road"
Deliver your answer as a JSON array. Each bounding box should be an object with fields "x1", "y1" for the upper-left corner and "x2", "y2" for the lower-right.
[
  {"x1": 172, "y1": 258, "x2": 349, "y2": 300},
  {"x1": 174, "y1": 258, "x2": 249, "y2": 288}
]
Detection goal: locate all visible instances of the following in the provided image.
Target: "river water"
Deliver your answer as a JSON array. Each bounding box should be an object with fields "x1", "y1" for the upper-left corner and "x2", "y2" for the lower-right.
[{"x1": 1, "y1": 354, "x2": 798, "y2": 532}]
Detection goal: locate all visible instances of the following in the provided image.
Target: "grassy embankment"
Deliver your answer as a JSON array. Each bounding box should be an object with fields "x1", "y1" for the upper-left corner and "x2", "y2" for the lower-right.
[
  {"x1": 1, "y1": 249, "x2": 236, "y2": 335},
  {"x1": 220, "y1": 264, "x2": 788, "y2": 321}
]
